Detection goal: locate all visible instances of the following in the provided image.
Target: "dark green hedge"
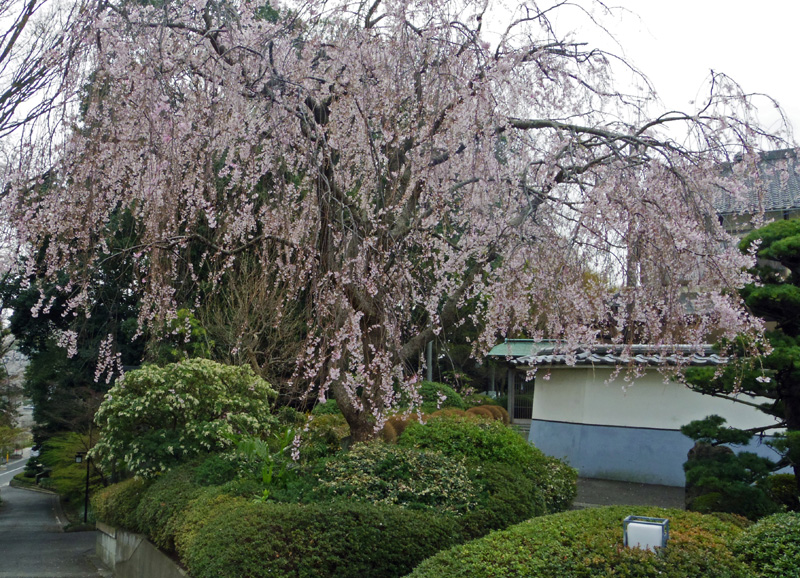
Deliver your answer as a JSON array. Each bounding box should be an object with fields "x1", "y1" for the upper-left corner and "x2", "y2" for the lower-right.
[
  {"x1": 397, "y1": 415, "x2": 576, "y2": 513},
  {"x1": 460, "y1": 461, "x2": 547, "y2": 539},
  {"x1": 182, "y1": 500, "x2": 463, "y2": 578},
  {"x1": 416, "y1": 381, "x2": 465, "y2": 413},
  {"x1": 407, "y1": 506, "x2": 753, "y2": 578},
  {"x1": 91, "y1": 477, "x2": 151, "y2": 531},
  {"x1": 733, "y1": 512, "x2": 800, "y2": 577},
  {"x1": 134, "y1": 465, "x2": 203, "y2": 550}
]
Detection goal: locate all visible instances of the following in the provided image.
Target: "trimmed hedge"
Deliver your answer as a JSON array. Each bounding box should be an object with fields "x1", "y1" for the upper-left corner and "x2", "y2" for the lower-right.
[
  {"x1": 406, "y1": 506, "x2": 753, "y2": 578},
  {"x1": 397, "y1": 415, "x2": 576, "y2": 512},
  {"x1": 315, "y1": 442, "x2": 478, "y2": 513},
  {"x1": 733, "y1": 512, "x2": 800, "y2": 577},
  {"x1": 134, "y1": 465, "x2": 203, "y2": 550},
  {"x1": 398, "y1": 414, "x2": 542, "y2": 465},
  {"x1": 460, "y1": 461, "x2": 547, "y2": 538},
  {"x1": 91, "y1": 477, "x2": 151, "y2": 531},
  {"x1": 182, "y1": 500, "x2": 463, "y2": 578},
  {"x1": 174, "y1": 489, "x2": 247, "y2": 561}
]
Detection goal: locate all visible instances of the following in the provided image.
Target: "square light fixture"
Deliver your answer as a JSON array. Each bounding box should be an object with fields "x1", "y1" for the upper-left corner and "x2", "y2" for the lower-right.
[{"x1": 623, "y1": 516, "x2": 669, "y2": 551}]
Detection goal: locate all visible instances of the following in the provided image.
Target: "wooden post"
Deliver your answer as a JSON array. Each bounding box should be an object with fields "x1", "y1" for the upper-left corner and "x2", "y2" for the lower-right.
[{"x1": 507, "y1": 369, "x2": 515, "y2": 424}]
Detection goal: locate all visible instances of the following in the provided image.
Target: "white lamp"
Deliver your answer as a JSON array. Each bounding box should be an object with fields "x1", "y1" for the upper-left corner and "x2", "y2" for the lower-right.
[{"x1": 623, "y1": 516, "x2": 669, "y2": 551}]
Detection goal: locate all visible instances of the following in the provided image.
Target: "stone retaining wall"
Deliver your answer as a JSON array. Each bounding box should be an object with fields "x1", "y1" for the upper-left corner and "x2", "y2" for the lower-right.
[{"x1": 96, "y1": 522, "x2": 186, "y2": 578}]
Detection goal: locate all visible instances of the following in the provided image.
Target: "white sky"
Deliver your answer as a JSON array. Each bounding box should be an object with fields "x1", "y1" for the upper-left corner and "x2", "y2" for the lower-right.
[{"x1": 548, "y1": 1, "x2": 800, "y2": 141}]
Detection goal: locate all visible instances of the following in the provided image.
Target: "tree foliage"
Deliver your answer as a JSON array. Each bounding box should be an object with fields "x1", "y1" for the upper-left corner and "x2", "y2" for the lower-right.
[
  {"x1": 685, "y1": 219, "x2": 800, "y2": 490},
  {"x1": 91, "y1": 359, "x2": 277, "y2": 478},
  {"x1": 2, "y1": 0, "x2": 788, "y2": 439},
  {"x1": 0, "y1": 209, "x2": 146, "y2": 440}
]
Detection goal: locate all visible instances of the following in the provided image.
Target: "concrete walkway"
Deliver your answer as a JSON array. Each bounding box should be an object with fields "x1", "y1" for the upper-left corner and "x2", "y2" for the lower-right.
[
  {"x1": 0, "y1": 486, "x2": 110, "y2": 577},
  {"x1": 574, "y1": 478, "x2": 685, "y2": 510}
]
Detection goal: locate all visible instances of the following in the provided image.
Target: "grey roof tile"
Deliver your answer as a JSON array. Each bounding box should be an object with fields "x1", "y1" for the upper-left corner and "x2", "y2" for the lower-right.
[{"x1": 717, "y1": 148, "x2": 800, "y2": 215}]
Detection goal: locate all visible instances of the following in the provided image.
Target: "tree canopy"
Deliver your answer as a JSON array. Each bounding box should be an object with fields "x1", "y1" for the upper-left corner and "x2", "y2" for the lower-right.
[
  {"x1": 1, "y1": 0, "x2": 789, "y2": 439},
  {"x1": 685, "y1": 219, "x2": 800, "y2": 489}
]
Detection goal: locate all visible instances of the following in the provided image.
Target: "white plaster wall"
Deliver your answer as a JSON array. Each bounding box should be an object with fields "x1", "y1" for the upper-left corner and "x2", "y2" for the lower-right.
[{"x1": 532, "y1": 367, "x2": 779, "y2": 431}]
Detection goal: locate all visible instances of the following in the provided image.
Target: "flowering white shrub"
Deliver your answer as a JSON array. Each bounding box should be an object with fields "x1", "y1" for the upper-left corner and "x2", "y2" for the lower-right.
[{"x1": 92, "y1": 359, "x2": 277, "y2": 478}]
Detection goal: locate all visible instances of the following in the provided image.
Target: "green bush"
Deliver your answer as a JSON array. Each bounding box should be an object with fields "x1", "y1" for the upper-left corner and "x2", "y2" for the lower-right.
[
  {"x1": 397, "y1": 415, "x2": 576, "y2": 512},
  {"x1": 398, "y1": 414, "x2": 540, "y2": 465},
  {"x1": 311, "y1": 398, "x2": 342, "y2": 415},
  {"x1": 733, "y1": 512, "x2": 800, "y2": 577},
  {"x1": 182, "y1": 500, "x2": 462, "y2": 578},
  {"x1": 460, "y1": 461, "x2": 547, "y2": 538},
  {"x1": 300, "y1": 413, "x2": 350, "y2": 461},
  {"x1": 92, "y1": 359, "x2": 277, "y2": 478},
  {"x1": 416, "y1": 381, "x2": 466, "y2": 413},
  {"x1": 407, "y1": 506, "x2": 752, "y2": 578},
  {"x1": 134, "y1": 465, "x2": 203, "y2": 551},
  {"x1": 37, "y1": 432, "x2": 103, "y2": 505},
  {"x1": 174, "y1": 489, "x2": 247, "y2": 561},
  {"x1": 462, "y1": 393, "x2": 501, "y2": 407},
  {"x1": 192, "y1": 454, "x2": 239, "y2": 486},
  {"x1": 316, "y1": 442, "x2": 477, "y2": 514},
  {"x1": 91, "y1": 477, "x2": 151, "y2": 531},
  {"x1": 758, "y1": 473, "x2": 799, "y2": 511}
]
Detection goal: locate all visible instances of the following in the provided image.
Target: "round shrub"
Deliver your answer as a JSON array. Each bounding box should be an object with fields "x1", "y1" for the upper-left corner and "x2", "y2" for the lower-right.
[
  {"x1": 92, "y1": 359, "x2": 277, "y2": 478},
  {"x1": 134, "y1": 464, "x2": 203, "y2": 551},
  {"x1": 428, "y1": 408, "x2": 467, "y2": 418},
  {"x1": 182, "y1": 500, "x2": 463, "y2": 578},
  {"x1": 316, "y1": 442, "x2": 478, "y2": 513},
  {"x1": 382, "y1": 419, "x2": 399, "y2": 443},
  {"x1": 407, "y1": 506, "x2": 752, "y2": 578},
  {"x1": 460, "y1": 461, "x2": 547, "y2": 539},
  {"x1": 733, "y1": 512, "x2": 800, "y2": 577},
  {"x1": 174, "y1": 489, "x2": 247, "y2": 561},
  {"x1": 381, "y1": 413, "x2": 422, "y2": 443},
  {"x1": 758, "y1": 473, "x2": 799, "y2": 511},
  {"x1": 462, "y1": 393, "x2": 500, "y2": 407},
  {"x1": 91, "y1": 477, "x2": 151, "y2": 531},
  {"x1": 300, "y1": 413, "x2": 350, "y2": 461},
  {"x1": 476, "y1": 404, "x2": 509, "y2": 423},
  {"x1": 465, "y1": 405, "x2": 497, "y2": 420},
  {"x1": 398, "y1": 415, "x2": 576, "y2": 512},
  {"x1": 417, "y1": 381, "x2": 465, "y2": 412}
]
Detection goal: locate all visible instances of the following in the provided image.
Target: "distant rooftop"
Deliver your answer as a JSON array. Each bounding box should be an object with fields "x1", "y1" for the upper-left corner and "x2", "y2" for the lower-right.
[{"x1": 716, "y1": 148, "x2": 800, "y2": 216}]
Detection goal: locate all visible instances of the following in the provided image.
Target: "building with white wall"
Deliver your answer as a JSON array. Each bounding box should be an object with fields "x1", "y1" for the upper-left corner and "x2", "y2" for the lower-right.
[{"x1": 488, "y1": 341, "x2": 780, "y2": 486}]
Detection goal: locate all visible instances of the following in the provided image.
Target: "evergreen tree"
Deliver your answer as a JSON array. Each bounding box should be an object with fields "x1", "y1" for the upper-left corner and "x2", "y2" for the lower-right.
[{"x1": 685, "y1": 219, "x2": 800, "y2": 492}]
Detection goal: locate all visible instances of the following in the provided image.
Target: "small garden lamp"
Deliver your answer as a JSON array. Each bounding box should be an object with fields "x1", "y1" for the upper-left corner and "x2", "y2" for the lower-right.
[
  {"x1": 623, "y1": 516, "x2": 669, "y2": 552},
  {"x1": 74, "y1": 451, "x2": 90, "y2": 523}
]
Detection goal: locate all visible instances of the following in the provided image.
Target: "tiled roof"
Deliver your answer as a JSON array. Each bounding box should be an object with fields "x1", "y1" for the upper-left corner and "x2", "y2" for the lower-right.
[
  {"x1": 486, "y1": 339, "x2": 555, "y2": 358},
  {"x1": 716, "y1": 149, "x2": 800, "y2": 215},
  {"x1": 502, "y1": 343, "x2": 727, "y2": 367}
]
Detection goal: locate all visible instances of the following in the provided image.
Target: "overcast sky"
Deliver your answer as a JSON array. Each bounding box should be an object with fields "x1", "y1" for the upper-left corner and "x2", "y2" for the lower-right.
[{"x1": 545, "y1": 1, "x2": 800, "y2": 142}]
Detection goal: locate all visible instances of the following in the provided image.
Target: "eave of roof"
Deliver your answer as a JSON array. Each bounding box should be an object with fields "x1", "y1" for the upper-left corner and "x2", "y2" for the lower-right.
[{"x1": 487, "y1": 341, "x2": 726, "y2": 367}]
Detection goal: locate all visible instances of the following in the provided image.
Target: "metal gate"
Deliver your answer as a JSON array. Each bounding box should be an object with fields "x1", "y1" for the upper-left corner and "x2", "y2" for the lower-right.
[{"x1": 506, "y1": 371, "x2": 534, "y2": 422}]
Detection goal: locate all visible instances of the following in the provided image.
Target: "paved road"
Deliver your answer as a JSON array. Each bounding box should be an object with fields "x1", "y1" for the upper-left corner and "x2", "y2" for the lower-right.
[
  {"x1": 0, "y1": 486, "x2": 110, "y2": 578},
  {"x1": 0, "y1": 460, "x2": 30, "y2": 487}
]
